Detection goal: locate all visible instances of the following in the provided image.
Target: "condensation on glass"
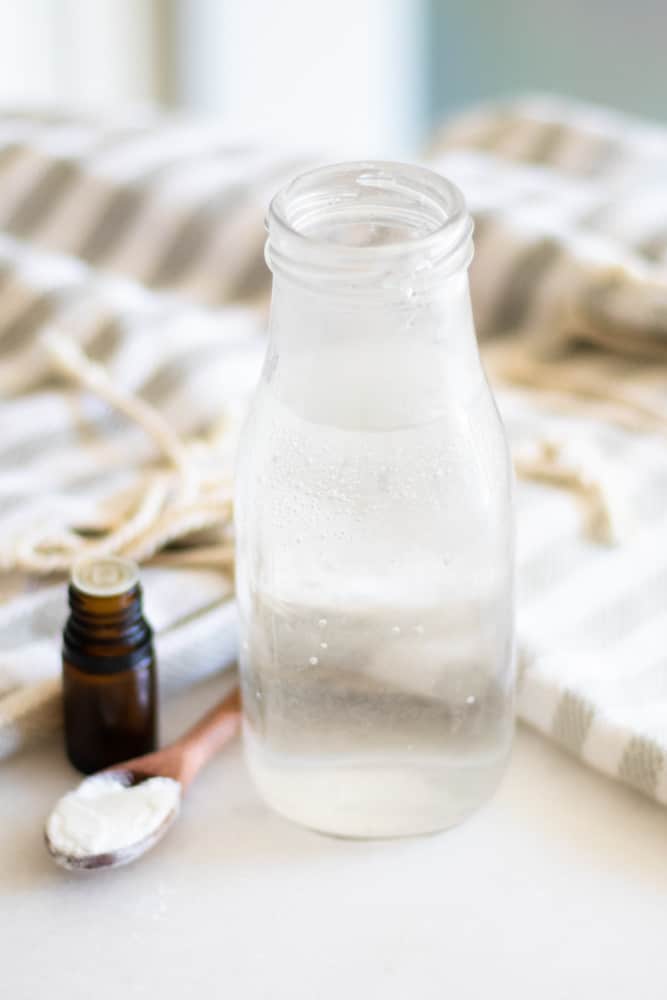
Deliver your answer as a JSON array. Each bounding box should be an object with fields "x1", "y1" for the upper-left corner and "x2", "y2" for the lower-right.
[{"x1": 235, "y1": 162, "x2": 515, "y2": 838}]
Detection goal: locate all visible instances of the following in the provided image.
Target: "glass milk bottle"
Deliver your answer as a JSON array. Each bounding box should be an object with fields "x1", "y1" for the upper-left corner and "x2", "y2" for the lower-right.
[{"x1": 235, "y1": 162, "x2": 514, "y2": 838}]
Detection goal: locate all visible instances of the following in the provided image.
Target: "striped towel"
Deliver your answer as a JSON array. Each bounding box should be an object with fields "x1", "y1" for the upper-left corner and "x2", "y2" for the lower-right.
[
  {"x1": 431, "y1": 95, "x2": 667, "y2": 801},
  {"x1": 0, "y1": 98, "x2": 666, "y2": 807},
  {"x1": 0, "y1": 108, "x2": 299, "y2": 754},
  {"x1": 430, "y1": 95, "x2": 667, "y2": 363}
]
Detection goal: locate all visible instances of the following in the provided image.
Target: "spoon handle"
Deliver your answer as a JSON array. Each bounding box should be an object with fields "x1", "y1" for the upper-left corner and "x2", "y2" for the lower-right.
[{"x1": 176, "y1": 687, "x2": 242, "y2": 789}]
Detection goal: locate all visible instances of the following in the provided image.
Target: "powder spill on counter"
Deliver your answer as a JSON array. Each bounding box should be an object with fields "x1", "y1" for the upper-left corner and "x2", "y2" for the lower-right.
[{"x1": 47, "y1": 773, "x2": 181, "y2": 860}]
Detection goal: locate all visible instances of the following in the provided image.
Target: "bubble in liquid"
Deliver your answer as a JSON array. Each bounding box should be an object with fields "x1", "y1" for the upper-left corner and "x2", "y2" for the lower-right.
[
  {"x1": 466, "y1": 695, "x2": 476, "y2": 705},
  {"x1": 391, "y1": 626, "x2": 401, "y2": 636},
  {"x1": 320, "y1": 642, "x2": 328, "y2": 650},
  {"x1": 413, "y1": 624, "x2": 424, "y2": 635},
  {"x1": 318, "y1": 618, "x2": 328, "y2": 628},
  {"x1": 256, "y1": 690, "x2": 263, "y2": 700},
  {"x1": 309, "y1": 656, "x2": 319, "y2": 666}
]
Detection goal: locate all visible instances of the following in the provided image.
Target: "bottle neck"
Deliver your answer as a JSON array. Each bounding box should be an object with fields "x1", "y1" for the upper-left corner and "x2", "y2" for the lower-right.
[
  {"x1": 264, "y1": 270, "x2": 481, "y2": 430},
  {"x1": 64, "y1": 584, "x2": 153, "y2": 674},
  {"x1": 262, "y1": 162, "x2": 480, "y2": 428},
  {"x1": 68, "y1": 582, "x2": 144, "y2": 621},
  {"x1": 266, "y1": 161, "x2": 474, "y2": 300}
]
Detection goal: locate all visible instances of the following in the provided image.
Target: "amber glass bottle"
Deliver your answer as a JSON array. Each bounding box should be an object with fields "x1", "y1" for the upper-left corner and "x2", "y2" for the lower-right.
[{"x1": 62, "y1": 556, "x2": 157, "y2": 774}]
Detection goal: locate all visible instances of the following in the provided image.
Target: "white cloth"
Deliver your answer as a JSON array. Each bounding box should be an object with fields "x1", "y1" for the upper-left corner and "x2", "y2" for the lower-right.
[{"x1": 0, "y1": 99, "x2": 665, "y2": 806}]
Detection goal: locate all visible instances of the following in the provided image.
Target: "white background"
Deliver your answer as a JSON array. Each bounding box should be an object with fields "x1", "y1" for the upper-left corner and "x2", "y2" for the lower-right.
[
  {"x1": 3, "y1": 674, "x2": 667, "y2": 999},
  {"x1": 0, "y1": 0, "x2": 425, "y2": 155}
]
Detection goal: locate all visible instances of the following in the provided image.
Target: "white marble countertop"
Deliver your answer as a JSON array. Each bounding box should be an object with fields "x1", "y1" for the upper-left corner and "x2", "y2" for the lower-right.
[{"x1": 3, "y1": 675, "x2": 666, "y2": 1000}]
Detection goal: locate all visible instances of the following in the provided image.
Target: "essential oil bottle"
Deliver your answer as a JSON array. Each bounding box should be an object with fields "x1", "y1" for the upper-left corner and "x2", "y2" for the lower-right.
[{"x1": 62, "y1": 556, "x2": 157, "y2": 774}]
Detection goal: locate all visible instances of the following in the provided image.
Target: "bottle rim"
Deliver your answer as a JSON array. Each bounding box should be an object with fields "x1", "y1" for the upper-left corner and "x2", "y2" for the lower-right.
[
  {"x1": 266, "y1": 160, "x2": 473, "y2": 293},
  {"x1": 71, "y1": 556, "x2": 140, "y2": 598}
]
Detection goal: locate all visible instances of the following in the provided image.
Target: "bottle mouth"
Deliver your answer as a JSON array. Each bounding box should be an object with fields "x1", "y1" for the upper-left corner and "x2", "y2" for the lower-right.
[
  {"x1": 266, "y1": 161, "x2": 473, "y2": 294},
  {"x1": 71, "y1": 556, "x2": 139, "y2": 597}
]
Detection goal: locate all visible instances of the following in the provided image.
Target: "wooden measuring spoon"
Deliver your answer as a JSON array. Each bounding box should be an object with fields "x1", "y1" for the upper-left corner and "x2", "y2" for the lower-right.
[{"x1": 45, "y1": 688, "x2": 241, "y2": 872}]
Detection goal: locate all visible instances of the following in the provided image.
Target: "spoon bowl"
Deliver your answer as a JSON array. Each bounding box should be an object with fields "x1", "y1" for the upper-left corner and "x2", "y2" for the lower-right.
[
  {"x1": 45, "y1": 769, "x2": 182, "y2": 871},
  {"x1": 45, "y1": 687, "x2": 241, "y2": 871}
]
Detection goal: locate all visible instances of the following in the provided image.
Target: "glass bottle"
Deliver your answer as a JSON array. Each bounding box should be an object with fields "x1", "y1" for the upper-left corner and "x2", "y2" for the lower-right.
[
  {"x1": 62, "y1": 556, "x2": 157, "y2": 774},
  {"x1": 235, "y1": 162, "x2": 515, "y2": 838}
]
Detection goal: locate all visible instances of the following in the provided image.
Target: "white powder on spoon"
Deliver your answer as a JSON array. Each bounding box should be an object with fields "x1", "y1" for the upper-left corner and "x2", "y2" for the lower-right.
[{"x1": 47, "y1": 773, "x2": 181, "y2": 860}]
